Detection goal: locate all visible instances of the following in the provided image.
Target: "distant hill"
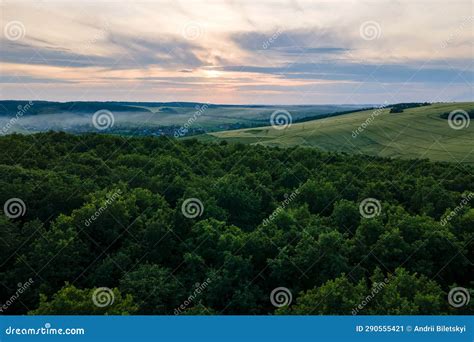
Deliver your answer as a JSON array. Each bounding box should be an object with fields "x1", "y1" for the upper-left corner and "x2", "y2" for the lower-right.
[
  {"x1": 0, "y1": 101, "x2": 152, "y2": 116},
  {"x1": 205, "y1": 102, "x2": 474, "y2": 164},
  {"x1": 0, "y1": 101, "x2": 367, "y2": 135}
]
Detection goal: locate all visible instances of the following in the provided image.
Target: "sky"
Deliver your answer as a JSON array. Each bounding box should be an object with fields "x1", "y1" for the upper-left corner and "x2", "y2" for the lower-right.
[{"x1": 0, "y1": 0, "x2": 473, "y2": 104}]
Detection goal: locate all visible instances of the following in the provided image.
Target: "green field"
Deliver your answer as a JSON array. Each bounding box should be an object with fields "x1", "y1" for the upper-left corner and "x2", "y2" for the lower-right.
[{"x1": 207, "y1": 102, "x2": 474, "y2": 164}]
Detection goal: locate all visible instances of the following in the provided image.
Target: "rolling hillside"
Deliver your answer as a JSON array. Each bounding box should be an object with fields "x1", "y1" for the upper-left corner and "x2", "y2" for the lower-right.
[
  {"x1": 207, "y1": 102, "x2": 474, "y2": 164},
  {"x1": 0, "y1": 101, "x2": 365, "y2": 135}
]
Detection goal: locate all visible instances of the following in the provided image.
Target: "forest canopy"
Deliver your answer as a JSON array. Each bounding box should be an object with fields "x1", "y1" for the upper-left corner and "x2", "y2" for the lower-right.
[{"x1": 0, "y1": 132, "x2": 472, "y2": 315}]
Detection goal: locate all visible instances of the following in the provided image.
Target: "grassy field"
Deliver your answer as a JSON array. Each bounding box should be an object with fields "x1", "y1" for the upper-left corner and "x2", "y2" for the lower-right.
[{"x1": 207, "y1": 102, "x2": 474, "y2": 164}]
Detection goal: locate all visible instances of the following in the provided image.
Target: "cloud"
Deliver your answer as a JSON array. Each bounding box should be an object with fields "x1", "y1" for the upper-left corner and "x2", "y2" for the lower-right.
[
  {"x1": 0, "y1": 32, "x2": 204, "y2": 69},
  {"x1": 0, "y1": 41, "x2": 111, "y2": 68},
  {"x1": 104, "y1": 32, "x2": 204, "y2": 68},
  {"x1": 231, "y1": 27, "x2": 346, "y2": 54},
  {"x1": 1, "y1": 0, "x2": 472, "y2": 103},
  {"x1": 219, "y1": 61, "x2": 473, "y2": 84},
  {"x1": 0, "y1": 75, "x2": 75, "y2": 84}
]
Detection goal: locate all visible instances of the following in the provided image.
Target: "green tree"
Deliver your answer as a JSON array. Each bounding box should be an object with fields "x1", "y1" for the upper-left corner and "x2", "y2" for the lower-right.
[
  {"x1": 30, "y1": 284, "x2": 137, "y2": 315},
  {"x1": 120, "y1": 264, "x2": 180, "y2": 314}
]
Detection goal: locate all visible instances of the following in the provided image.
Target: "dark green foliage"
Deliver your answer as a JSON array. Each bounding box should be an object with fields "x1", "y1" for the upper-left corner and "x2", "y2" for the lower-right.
[
  {"x1": 29, "y1": 284, "x2": 137, "y2": 315},
  {"x1": 0, "y1": 132, "x2": 471, "y2": 315},
  {"x1": 389, "y1": 102, "x2": 430, "y2": 113}
]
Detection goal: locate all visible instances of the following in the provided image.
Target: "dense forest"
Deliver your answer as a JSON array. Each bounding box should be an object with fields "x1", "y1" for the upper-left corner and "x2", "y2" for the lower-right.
[{"x1": 0, "y1": 132, "x2": 472, "y2": 315}]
